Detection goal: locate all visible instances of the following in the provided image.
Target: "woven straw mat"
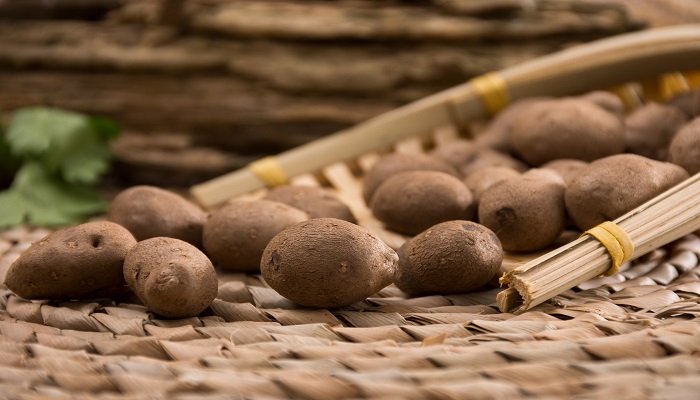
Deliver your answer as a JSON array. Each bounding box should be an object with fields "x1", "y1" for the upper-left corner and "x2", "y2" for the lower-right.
[{"x1": 1, "y1": 136, "x2": 700, "y2": 399}]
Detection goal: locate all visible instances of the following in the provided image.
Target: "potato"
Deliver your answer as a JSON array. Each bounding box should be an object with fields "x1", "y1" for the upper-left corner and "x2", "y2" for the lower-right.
[
  {"x1": 478, "y1": 174, "x2": 567, "y2": 252},
  {"x1": 669, "y1": 117, "x2": 700, "y2": 175},
  {"x1": 430, "y1": 138, "x2": 481, "y2": 170},
  {"x1": 362, "y1": 153, "x2": 458, "y2": 204},
  {"x1": 261, "y1": 218, "x2": 398, "y2": 308},
  {"x1": 108, "y1": 185, "x2": 207, "y2": 248},
  {"x1": 123, "y1": 237, "x2": 217, "y2": 318},
  {"x1": 565, "y1": 154, "x2": 689, "y2": 231},
  {"x1": 510, "y1": 99, "x2": 625, "y2": 166},
  {"x1": 203, "y1": 200, "x2": 308, "y2": 272},
  {"x1": 459, "y1": 149, "x2": 528, "y2": 177},
  {"x1": 541, "y1": 159, "x2": 588, "y2": 186},
  {"x1": 395, "y1": 221, "x2": 502, "y2": 296},
  {"x1": 463, "y1": 166, "x2": 520, "y2": 206},
  {"x1": 5, "y1": 221, "x2": 136, "y2": 300},
  {"x1": 577, "y1": 91, "x2": 625, "y2": 117},
  {"x1": 625, "y1": 102, "x2": 688, "y2": 160},
  {"x1": 475, "y1": 97, "x2": 551, "y2": 154},
  {"x1": 263, "y1": 185, "x2": 356, "y2": 223},
  {"x1": 370, "y1": 171, "x2": 474, "y2": 235},
  {"x1": 666, "y1": 88, "x2": 700, "y2": 119}
]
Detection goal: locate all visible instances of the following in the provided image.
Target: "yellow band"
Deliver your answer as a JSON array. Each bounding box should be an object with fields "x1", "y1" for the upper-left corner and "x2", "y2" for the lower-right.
[
  {"x1": 470, "y1": 72, "x2": 510, "y2": 116},
  {"x1": 247, "y1": 156, "x2": 287, "y2": 187},
  {"x1": 582, "y1": 221, "x2": 634, "y2": 276}
]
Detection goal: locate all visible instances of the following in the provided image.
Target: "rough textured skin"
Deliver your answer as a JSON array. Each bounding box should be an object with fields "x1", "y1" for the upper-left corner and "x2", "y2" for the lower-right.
[
  {"x1": 362, "y1": 153, "x2": 458, "y2": 204},
  {"x1": 203, "y1": 200, "x2": 308, "y2": 272},
  {"x1": 565, "y1": 154, "x2": 690, "y2": 231},
  {"x1": 263, "y1": 185, "x2": 356, "y2": 223},
  {"x1": 670, "y1": 117, "x2": 700, "y2": 175},
  {"x1": 370, "y1": 171, "x2": 474, "y2": 235},
  {"x1": 577, "y1": 91, "x2": 625, "y2": 117},
  {"x1": 541, "y1": 159, "x2": 588, "y2": 186},
  {"x1": 429, "y1": 139, "x2": 481, "y2": 170},
  {"x1": 510, "y1": 99, "x2": 625, "y2": 166},
  {"x1": 108, "y1": 185, "x2": 207, "y2": 248},
  {"x1": 459, "y1": 149, "x2": 528, "y2": 177},
  {"x1": 625, "y1": 102, "x2": 688, "y2": 161},
  {"x1": 123, "y1": 237, "x2": 217, "y2": 318},
  {"x1": 478, "y1": 176, "x2": 567, "y2": 252},
  {"x1": 261, "y1": 218, "x2": 398, "y2": 308},
  {"x1": 5, "y1": 221, "x2": 136, "y2": 300},
  {"x1": 395, "y1": 221, "x2": 502, "y2": 296},
  {"x1": 463, "y1": 166, "x2": 520, "y2": 205}
]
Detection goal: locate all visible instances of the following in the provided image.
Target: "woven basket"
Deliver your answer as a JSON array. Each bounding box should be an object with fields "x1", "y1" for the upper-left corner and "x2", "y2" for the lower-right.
[{"x1": 2, "y1": 25, "x2": 700, "y2": 399}]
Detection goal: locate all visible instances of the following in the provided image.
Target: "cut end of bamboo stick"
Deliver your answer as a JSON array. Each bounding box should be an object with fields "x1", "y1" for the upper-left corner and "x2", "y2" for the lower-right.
[{"x1": 496, "y1": 288, "x2": 524, "y2": 313}]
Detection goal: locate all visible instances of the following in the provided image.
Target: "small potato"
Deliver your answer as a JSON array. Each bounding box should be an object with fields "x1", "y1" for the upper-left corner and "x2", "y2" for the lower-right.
[
  {"x1": 5, "y1": 221, "x2": 136, "y2": 300},
  {"x1": 395, "y1": 221, "x2": 502, "y2": 296},
  {"x1": 625, "y1": 102, "x2": 688, "y2": 160},
  {"x1": 463, "y1": 166, "x2": 520, "y2": 206},
  {"x1": 430, "y1": 139, "x2": 481, "y2": 170},
  {"x1": 261, "y1": 218, "x2": 398, "y2": 308},
  {"x1": 479, "y1": 175, "x2": 567, "y2": 252},
  {"x1": 666, "y1": 88, "x2": 700, "y2": 119},
  {"x1": 263, "y1": 185, "x2": 356, "y2": 223},
  {"x1": 459, "y1": 149, "x2": 528, "y2": 177},
  {"x1": 370, "y1": 171, "x2": 474, "y2": 235},
  {"x1": 541, "y1": 159, "x2": 589, "y2": 186},
  {"x1": 565, "y1": 154, "x2": 689, "y2": 231},
  {"x1": 577, "y1": 91, "x2": 625, "y2": 117},
  {"x1": 362, "y1": 153, "x2": 458, "y2": 204},
  {"x1": 123, "y1": 237, "x2": 217, "y2": 318},
  {"x1": 203, "y1": 200, "x2": 308, "y2": 272},
  {"x1": 475, "y1": 97, "x2": 552, "y2": 154},
  {"x1": 108, "y1": 185, "x2": 207, "y2": 248},
  {"x1": 510, "y1": 99, "x2": 625, "y2": 166},
  {"x1": 669, "y1": 117, "x2": 700, "y2": 175}
]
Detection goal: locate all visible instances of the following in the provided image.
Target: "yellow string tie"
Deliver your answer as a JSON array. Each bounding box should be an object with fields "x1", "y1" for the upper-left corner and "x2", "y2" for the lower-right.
[
  {"x1": 582, "y1": 221, "x2": 634, "y2": 276},
  {"x1": 247, "y1": 156, "x2": 288, "y2": 187},
  {"x1": 470, "y1": 72, "x2": 510, "y2": 116}
]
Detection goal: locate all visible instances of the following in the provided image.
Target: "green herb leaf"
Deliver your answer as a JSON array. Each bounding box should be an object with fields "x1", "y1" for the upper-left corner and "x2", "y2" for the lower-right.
[
  {"x1": 6, "y1": 107, "x2": 88, "y2": 156},
  {"x1": 0, "y1": 162, "x2": 108, "y2": 229},
  {"x1": 89, "y1": 116, "x2": 121, "y2": 140}
]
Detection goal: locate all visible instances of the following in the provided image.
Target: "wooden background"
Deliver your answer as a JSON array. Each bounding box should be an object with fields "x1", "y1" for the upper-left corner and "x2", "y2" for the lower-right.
[{"x1": 0, "y1": 0, "x2": 698, "y2": 187}]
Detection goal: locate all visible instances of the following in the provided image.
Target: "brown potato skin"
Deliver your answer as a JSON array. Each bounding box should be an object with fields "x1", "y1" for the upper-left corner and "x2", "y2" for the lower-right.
[
  {"x1": 565, "y1": 154, "x2": 690, "y2": 231},
  {"x1": 395, "y1": 221, "x2": 502, "y2": 296},
  {"x1": 370, "y1": 171, "x2": 474, "y2": 235},
  {"x1": 478, "y1": 176, "x2": 567, "y2": 252},
  {"x1": 203, "y1": 200, "x2": 308, "y2": 272},
  {"x1": 263, "y1": 185, "x2": 356, "y2": 223},
  {"x1": 362, "y1": 153, "x2": 458, "y2": 204},
  {"x1": 463, "y1": 166, "x2": 520, "y2": 206},
  {"x1": 541, "y1": 159, "x2": 588, "y2": 186},
  {"x1": 510, "y1": 99, "x2": 625, "y2": 166},
  {"x1": 459, "y1": 149, "x2": 528, "y2": 177},
  {"x1": 123, "y1": 237, "x2": 218, "y2": 319},
  {"x1": 261, "y1": 218, "x2": 398, "y2": 308},
  {"x1": 108, "y1": 185, "x2": 207, "y2": 248},
  {"x1": 625, "y1": 102, "x2": 688, "y2": 161},
  {"x1": 430, "y1": 139, "x2": 481, "y2": 170},
  {"x1": 5, "y1": 221, "x2": 136, "y2": 300},
  {"x1": 577, "y1": 91, "x2": 625, "y2": 118},
  {"x1": 475, "y1": 97, "x2": 552, "y2": 154},
  {"x1": 670, "y1": 117, "x2": 700, "y2": 175}
]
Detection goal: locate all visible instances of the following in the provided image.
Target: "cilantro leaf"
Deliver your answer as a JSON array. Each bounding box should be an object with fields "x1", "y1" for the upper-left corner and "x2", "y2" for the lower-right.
[
  {"x1": 6, "y1": 107, "x2": 89, "y2": 156},
  {"x1": 41, "y1": 125, "x2": 113, "y2": 185},
  {"x1": 0, "y1": 162, "x2": 108, "y2": 229},
  {"x1": 89, "y1": 116, "x2": 121, "y2": 140}
]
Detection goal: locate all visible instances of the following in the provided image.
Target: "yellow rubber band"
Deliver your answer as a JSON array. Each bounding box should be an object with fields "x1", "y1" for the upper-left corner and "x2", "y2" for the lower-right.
[
  {"x1": 660, "y1": 72, "x2": 690, "y2": 101},
  {"x1": 582, "y1": 221, "x2": 634, "y2": 276},
  {"x1": 470, "y1": 72, "x2": 510, "y2": 116},
  {"x1": 247, "y1": 156, "x2": 287, "y2": 187},
  {"x1": 683, "y1": 71, "x2": 700, "y2": 89}
]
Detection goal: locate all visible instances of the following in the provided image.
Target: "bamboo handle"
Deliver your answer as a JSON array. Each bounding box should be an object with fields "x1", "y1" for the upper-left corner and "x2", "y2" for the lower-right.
[{"x1": 191, "y1": 25, "x2": 700, "y2": 208}]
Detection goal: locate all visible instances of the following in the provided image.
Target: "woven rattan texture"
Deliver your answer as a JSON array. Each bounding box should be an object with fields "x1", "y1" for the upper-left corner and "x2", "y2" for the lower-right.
[{"x1": 1, "y1": 225, "x2": 699, "y2": 399}]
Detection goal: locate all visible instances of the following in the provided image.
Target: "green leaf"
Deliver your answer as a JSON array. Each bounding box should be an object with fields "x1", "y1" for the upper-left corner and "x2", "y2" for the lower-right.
[
  {"x1": 6, "y1": 107, "x2": 89, "y2": 157},
  {"x1": 41, "y1": 127, "x2": 113, "y2": 185},
  {"x1": 0, "y1": 162, "x2": 108, "y2": 228},
  {"x1": 0, "y1": 190, "x2": 28, "y2": 228},
  {"x1": 89, "y1": 116, "x2": 121, "y2": 140}
]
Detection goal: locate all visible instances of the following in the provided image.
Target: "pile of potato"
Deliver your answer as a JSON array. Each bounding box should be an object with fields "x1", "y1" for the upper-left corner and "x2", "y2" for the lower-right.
[{"x1": 4, "y1": 87, "x2": 699, "y2": 315}]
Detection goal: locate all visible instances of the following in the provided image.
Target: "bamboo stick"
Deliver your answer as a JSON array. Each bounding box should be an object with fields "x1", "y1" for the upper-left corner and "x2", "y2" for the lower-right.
[
  {"x1": 498, "y1": 172, "x2": 700, "y2": 314},
  {"x1": 190, "y1": 25, "x2": 700, "y2": 208}
]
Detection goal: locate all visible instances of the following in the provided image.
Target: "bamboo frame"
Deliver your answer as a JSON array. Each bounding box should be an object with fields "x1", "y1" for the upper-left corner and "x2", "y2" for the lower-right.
[{"x1": 190, "y1": 24, "x2": 700, "y2": 209}]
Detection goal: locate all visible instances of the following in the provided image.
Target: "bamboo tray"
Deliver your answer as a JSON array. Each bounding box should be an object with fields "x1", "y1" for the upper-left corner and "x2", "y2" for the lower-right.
[{"x1": 1, "y1": 25, "x2": 700, "y2": 398}]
